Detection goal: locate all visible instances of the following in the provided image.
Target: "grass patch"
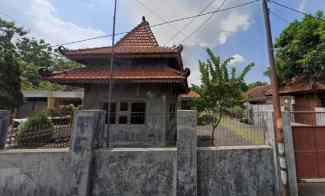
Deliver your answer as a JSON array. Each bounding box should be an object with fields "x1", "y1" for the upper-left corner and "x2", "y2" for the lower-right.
[{"x1": 219, "y1": 117, "x2": 265, "y2": 145}]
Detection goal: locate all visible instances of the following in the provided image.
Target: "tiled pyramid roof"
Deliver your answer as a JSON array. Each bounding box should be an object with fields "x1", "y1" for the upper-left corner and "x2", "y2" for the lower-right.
[
  {"x1": 61, "y1": 17, "x2": 178, "y2": 58},
  {"x1": 115, "y1": 16, "x2": 159, "y2": 47}
]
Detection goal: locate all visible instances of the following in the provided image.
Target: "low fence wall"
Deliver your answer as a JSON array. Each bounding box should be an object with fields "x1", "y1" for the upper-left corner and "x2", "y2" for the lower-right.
[
  {"x1": 0, "y1": 110, "x2": 276, "y2": 196},
  {"x1": 0, "y1": 149, "x2": 73, "y2": 196},
  {"x1": 0, "y1": 146, "x2": 275, "y2": 196}
]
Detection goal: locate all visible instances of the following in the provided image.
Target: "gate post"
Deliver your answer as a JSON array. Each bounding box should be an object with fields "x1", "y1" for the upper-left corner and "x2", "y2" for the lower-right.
[
  {"x1": 70, "y1": 110, "x2": 105, "y2": 196},
  {"x1": 177, "y1": 110, "x2": 197, "y2": 196},
  {"x1": 0, "y1": 110, "x2": 10, "y2": 149},
  {"x1": 283, "y1": 112, "x2": 299, "y2": 196}
]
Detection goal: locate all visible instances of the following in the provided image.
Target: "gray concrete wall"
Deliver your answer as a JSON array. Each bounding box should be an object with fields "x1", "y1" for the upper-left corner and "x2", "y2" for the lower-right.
[
  {"x1": 0, "y1": 110, "x2": 277, "y2": 196},
  {"x1": 92, "y1": 148, "x2": 177, "y2": 196},
  {"x1": 0, "y1": 111, "x2": 9, "y2": 149},
  {"x1": 84, "y1": 83, "x2": 178, "y2": 147},
  {"x1": 197, "y1": 146, "x2": 276, "y2": 196},
  {"x1": 0, "y1": 149, "x2": 74, "y2": 196},
  {"x1": 0, "y1": 147, "x2": 276, "y2": 196}
]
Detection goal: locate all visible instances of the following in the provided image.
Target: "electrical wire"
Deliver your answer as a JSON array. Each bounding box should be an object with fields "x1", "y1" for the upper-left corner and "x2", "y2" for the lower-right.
[
  {"x1": 52, "y1": 0, "x2": 260, "y2": 48},
  {"x1": 134, "y1": 0, "x2": 186, "y2": 38},
  {"x1": 269, "y1": 9, "x2": 290, "y2": 24},
  {"x1": 165, "y1": 0, "x2": 220, "y2": 45},
  {"x1": 179, "y1": 0, "x2": 229, "y2": 45},
  {"x1": 270, "y1": 0, "x2": 323, "y2": 19}
]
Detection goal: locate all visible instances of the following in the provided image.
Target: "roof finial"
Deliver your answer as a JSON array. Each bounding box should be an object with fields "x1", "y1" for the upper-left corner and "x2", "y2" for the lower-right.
[{"x1": 142, "y1": 16, "x2": 146, "y2": 22}]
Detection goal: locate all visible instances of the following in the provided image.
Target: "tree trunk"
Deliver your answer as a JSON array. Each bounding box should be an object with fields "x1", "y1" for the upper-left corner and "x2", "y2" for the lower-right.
[{"x1": 211, "y1": 109, "x2": 223, "y2": 146}]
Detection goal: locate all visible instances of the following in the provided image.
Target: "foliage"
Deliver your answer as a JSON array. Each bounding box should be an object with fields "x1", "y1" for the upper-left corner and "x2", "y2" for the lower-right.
[
  {"x1": 0, "y1": 18, "x2": 24, "y2": 110},
  {"x1": 247, "y1": 81, "x2": 269, "y2": 90},
  {"x1": 193, "y1": 48, "x2": 254, "y2": 143},
  {"x1": 48, "y1": 104, "x2": 79, "y2": 117},
  {"x1": 0, "y1": 17, "x2": 81, "y2": 95},
  {"x1": 273, "y1": 11, "x2": 325, "y2": 82},
  {"x1": 17, "y1": 112, "x2": 54, "y2": 147}
]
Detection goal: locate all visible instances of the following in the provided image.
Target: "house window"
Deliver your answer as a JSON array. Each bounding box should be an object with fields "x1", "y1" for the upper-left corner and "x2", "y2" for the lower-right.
[
  {"x1": 320, "y1": 96, "x2": 325, "y2": 108},
  {"x1": 120, "y1": 102, "x2": 128, "y2": 111},
  {"x1": 118, "y1": 102, "x2": 129, "y2": 124},
  {"x1": 103, "y1": 103, "x2": 116, "y2": 124},
  {"x1": 118, "y1": 116, "x2": 128, "y2": 124},
  {"x1": 131, "y1": 102, "x2": 146, "y2": 124}
]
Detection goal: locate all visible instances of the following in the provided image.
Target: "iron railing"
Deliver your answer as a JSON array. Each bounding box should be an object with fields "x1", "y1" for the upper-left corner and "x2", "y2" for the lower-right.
[
  {"x1": 5, "y1": 116, "x2": 72, "y2": 149},
  {"x1": 197, "y1": 111, "x2": 271, "y2": 147}
]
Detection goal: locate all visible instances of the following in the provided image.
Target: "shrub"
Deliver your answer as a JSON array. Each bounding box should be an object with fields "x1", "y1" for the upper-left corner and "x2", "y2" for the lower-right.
[
  {"x1": 197, "y1": 112, "x2": 210, "y2": 126},
  {"x1": 17, "y1": 112, "x2": 54, "y2": 147}
]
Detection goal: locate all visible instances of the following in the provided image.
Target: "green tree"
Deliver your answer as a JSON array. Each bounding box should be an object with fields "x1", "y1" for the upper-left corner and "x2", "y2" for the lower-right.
[
  {"x1": 193, "y1": 48, "x2": 254, "y2": 143},
  {"x1": 0, "y1": 18, "x2": 24, "y2": 110},
  {"x1": 273, "y1": 11, "x2": 325, "y2": 82},
  {"x1": 17, "y1": 37, "x2": 80, "y2": 90},
  {"x1": 0, "y1": 17, "x2": 80, "y2": 92}
]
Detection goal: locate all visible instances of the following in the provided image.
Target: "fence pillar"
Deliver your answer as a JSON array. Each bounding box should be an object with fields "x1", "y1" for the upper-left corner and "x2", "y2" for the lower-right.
[
  {"x1": 177, "y1": 110, "x2": 197, "y2": 196},
  {"x1": 283, "y1": 112, "x2": 299, "y2": 196},
  {"x1": 70, "y1": 110, "x2": 105, "y2": 196},
  {"x1": 0, "y1": 110, "x2": 10, "y2": 149}
]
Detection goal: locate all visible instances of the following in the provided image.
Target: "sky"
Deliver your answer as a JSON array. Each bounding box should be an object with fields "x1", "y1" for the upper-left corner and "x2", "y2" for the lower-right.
[{"x1": 1, "y1": 0, "x2": 325, "y2": 86}]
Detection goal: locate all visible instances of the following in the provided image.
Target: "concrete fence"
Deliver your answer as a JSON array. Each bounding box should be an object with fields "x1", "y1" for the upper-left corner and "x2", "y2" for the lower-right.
[{"x1": 0, "y1": 110, "x2": 276, "y2": 196}]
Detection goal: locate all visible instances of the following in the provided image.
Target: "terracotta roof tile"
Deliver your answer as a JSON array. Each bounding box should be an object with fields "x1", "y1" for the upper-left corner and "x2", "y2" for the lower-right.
[
  {"x1": 244, "y1": 85, "x2": 271, "y2": 103},
  {"x1": 266, "y1": 78, "x2": 325, "y2": 95},
  {"x1": 115, "y1": 17, "x2": 159, "y2": 47},
  {"x1": 180, "y1": 90, "x2": 200, "y2": 98},
  {"x1": 44, "y1": 66, "x2": 186, "y2": 83},
  {"x1": 62, "y1": 17, "x2": 178, "y2": 58}
]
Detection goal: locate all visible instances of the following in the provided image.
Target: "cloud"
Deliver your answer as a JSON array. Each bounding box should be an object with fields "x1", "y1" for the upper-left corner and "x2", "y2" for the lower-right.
[
  {"x1": 230, "y1": 54, "x2": 246, "y2": 65},
  {"x1": 122, "y1": 0, "x2": 252, "y2": 47},
  {"x1": 299, "y1": 0, "x2": 307, "y2": 11},
  {"x1": 1, "y1": 0, "x2": 109, "y2": 49}
]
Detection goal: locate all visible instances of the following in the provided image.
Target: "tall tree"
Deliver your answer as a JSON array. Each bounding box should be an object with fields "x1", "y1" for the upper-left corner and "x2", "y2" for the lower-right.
[
  {"x1": 0, "y1": 18, "x2": 24, "y2": 110},
  {"x1": 0, "y1": 17, "x2": 80, "y2": 92},
  {"x1": 193, "y1": 48, "x2": 254, "y2": 143},
  {"x1": 273, "y1": 11, "x2": 325, "y2": 82}
]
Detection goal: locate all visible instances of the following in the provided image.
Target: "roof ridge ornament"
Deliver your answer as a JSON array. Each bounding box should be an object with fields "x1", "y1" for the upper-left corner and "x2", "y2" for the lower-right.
[{"x1": 142, "y1": 16, "x2": 146, "y2": 22}]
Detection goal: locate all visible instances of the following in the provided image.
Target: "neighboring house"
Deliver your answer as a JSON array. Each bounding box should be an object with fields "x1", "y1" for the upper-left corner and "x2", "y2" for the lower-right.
[
  {"x1": 244, "y1": 84, "x2": 273, "y2": 109},
  {"x1": 179, "y1": 90, "x2": 200, "y2": 110},
  {"x1": 42, "y1": 17, "x2": 190, "y2": 147},
  {"x1": 17, "y1": 90, "x2": 83, "y2": 118},
  {"x1": 269, "y1": 78, "x2": 325, "y2": 126},
  {"x1": 244, "y1": 85, "x2": 273, "y2": 125}
]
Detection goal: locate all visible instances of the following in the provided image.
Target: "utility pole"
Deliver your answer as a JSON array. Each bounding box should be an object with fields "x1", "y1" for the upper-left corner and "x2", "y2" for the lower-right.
[
  {"x1": 261, "y1": 0, "x2": 288, "y2": 195},
  {"x1": 107, "y1": 0, "x2": 118, "y2": 147}
]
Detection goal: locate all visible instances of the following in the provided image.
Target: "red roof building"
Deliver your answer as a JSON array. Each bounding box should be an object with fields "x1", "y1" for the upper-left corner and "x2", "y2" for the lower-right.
[{"x1": 43, "y1": 17, "x2": 190, "y2": 147}]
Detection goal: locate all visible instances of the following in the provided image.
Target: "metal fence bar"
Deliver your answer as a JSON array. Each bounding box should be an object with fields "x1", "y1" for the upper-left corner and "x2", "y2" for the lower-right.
[{"x1": 197, "y1": 111, "x2": 270, "y2": 147}]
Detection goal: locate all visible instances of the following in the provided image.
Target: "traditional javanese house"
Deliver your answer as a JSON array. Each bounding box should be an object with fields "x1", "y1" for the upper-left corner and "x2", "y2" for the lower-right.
[{"x1": 42, "y1": 17, "x2": 190, "y2": 147}]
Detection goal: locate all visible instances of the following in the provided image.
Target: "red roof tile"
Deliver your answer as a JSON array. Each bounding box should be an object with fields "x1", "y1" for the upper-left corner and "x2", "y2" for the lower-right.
[
  {"x1": 115, "y1": 17, "x2": 159, "y2": 47},
  {"x1": 180, "y1": 90, "x2": 200, "y2": 98},
  {"x1": 266, "y1": 78, "x2": 325, "y2": 96},
  {"x1": 244, "y1": 85, "x2": 271, "y2": 103},
  {"x1": 61, "y1": 17, "x2": 179, "y2": 58},
  {"x1": 44, "y1": 66, "x2": 186, "y2": 83}
]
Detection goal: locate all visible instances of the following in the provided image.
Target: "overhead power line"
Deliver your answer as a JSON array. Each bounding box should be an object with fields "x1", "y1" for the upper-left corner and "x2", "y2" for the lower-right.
[
  {"x1": 166, "y1": 0, "x2": 220, "y2": 45},
  {"x1": 134, "y1": 0, "x2": 186, "y2": 38},
  {"x1": 150, "y1": 0, "x2": 259, "y2": 28},
  {"x1": 270, "y1": 0, "x2": 321, "y2": 18},
  {"x1": 52, "y1": 0, "x2": 260, "y2": 47},
  {"x1": 269, "y1": 9, "x2": 290, "y2": 23},
  {"x1": 179, "y1": 0, "x2": 228, "y2": 45}
]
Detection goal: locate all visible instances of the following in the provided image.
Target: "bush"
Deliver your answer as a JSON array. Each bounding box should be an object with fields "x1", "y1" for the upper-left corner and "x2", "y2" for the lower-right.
[
  {"x1": 48, "y1": 104, "x2": 79, "y2": 117},
  {"x1": 17, "y1": 112, "x2": 54, "y2": 147},
  {"x1": 197, "y1": 112, "x2": 210, "y2": 126}
]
